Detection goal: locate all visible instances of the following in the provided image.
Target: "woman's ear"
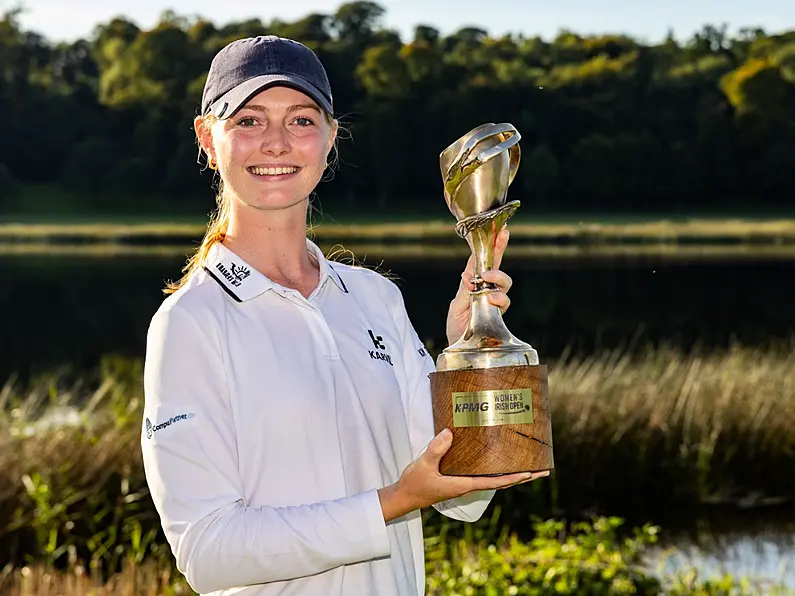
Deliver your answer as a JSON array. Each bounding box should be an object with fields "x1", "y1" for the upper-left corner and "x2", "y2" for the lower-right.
[
  {"x1": 326, "y1": 120, "x2": 340, "y2": 162},
  {"x1": 327, "y1": 119, "x2": 339, "y2": 155},
  {"x1": 194, "y1": 116, "x2": 215, "y2": 162}
]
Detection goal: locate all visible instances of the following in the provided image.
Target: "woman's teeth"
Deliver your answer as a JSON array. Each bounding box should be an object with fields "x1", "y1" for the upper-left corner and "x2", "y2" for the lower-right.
[{"x1": 249, "y1": 166, "x2": 299, "y2": 176}]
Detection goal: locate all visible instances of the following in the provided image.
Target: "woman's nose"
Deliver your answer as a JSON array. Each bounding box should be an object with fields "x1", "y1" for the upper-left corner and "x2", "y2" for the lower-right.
[{"x1": 261, "y1": 124, "x2": 290, "y2": 155}]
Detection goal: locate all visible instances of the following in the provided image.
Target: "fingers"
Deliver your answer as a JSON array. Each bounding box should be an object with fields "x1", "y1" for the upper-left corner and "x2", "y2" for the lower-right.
[
  {"x1": 480, "y1": 270, "x2": 512, "y2": 292},
  {"x1": 459, "y1": 255, "x2": 477, "y2": 293},
  {"x1": 492, "y1": 227, "x2": 510, "y2": 270},
  {"x1": 473, "y1": 470, "x2": 550, "y2": 491},
  {"x1": 481, "y1": 271, "x2": 512, "y2": 314},
  {"x1": 423, "y1": 429, "x2": 453, "y2": 466},
  {"x1": 487, "y1": 292, "x2": 510, "y2": 314}
]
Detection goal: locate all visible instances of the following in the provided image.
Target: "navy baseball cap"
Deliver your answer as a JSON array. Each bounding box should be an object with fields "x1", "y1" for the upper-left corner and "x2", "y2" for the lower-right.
[{"x1": 201, "y1": 36, "x2": 333, "y2": 119}]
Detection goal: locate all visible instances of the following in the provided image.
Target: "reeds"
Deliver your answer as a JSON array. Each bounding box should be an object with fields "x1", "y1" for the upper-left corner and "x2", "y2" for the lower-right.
[
  {"x1": 0, "y1": 561, "x2": 192, "y2": 595},
  {"x1": 1, "y1": 342, "x2": 793, "y2": 577},
  {"x1": 543, "y1": 342, "x2": 795, "y2": 514},
  {"x1": 4, "y1": 217, "x2": 795, "y2": 244}
]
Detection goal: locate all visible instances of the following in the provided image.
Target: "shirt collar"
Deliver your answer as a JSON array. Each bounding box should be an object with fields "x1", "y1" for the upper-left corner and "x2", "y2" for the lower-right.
[{"x1": 202, "y1": 240, "x2": 347, "y2": 302}]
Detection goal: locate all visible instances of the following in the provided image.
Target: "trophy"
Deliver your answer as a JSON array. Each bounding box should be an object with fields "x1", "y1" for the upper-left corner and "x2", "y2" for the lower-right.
[{"x1": 430, "y1": 123, "x2": 554, "y2": 476}]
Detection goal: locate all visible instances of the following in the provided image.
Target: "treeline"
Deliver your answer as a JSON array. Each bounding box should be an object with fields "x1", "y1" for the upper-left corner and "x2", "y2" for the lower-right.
[{"x1": 1, "y1": 2, "x2": 794, "y2": 215}]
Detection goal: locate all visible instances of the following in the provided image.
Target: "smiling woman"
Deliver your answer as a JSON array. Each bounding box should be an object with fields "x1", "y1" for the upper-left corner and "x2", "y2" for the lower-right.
[{"x1": 141, "y1": 35, "x2": 543, "y2": 596}]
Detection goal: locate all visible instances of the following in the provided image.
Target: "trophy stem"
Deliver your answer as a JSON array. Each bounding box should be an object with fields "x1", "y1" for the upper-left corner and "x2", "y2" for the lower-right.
[{"x1": 460, "y1": 201, "x2": 521, "y2": 292}]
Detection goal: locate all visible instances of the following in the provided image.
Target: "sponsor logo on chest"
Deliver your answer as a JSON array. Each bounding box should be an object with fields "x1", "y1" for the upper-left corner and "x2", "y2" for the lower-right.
[{"x1": 367, "y1": 329, "x2": 393, "y2": 366}]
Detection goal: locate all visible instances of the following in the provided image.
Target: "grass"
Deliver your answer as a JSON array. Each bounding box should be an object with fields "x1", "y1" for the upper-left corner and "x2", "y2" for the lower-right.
[
  {"x1": 4, "y1": 241, "x2": 795, "y2": 262},
  {"x1": 0, "y1": 562, "x2": 192, "y2": 596},
  {"x1": 4, "y1": 218, "x2": 795, "y2": 245},
  {"x1": 545, "y1": 341, "x2": 795, "y2": 514},
  {"x1": 0, "y1": 343, "x2": 794, "y2": 593},
  {"x1": 4, "y1": 185, "x2": 795, "y2": 244}
]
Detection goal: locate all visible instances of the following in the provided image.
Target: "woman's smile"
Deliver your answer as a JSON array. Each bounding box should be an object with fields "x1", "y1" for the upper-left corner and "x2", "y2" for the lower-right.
[{"x1": 247, "y1": 164, "x2": 302, "y2": 180}]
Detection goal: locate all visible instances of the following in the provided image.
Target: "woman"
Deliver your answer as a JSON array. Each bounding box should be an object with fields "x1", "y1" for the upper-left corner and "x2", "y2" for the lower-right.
[{"x1": 141, "y1": 35, "x2": 547, "y2": 596}]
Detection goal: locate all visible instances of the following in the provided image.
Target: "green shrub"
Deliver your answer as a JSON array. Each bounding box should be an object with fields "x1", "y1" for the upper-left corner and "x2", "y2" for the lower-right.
[{"x1": 426, "y1": 517, "x2": 663, "y2": 595}]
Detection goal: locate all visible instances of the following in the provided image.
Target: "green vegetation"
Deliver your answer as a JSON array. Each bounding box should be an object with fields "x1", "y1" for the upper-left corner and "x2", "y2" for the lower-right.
[
  {"x1": 425, "y1": 517, "x2": 779, "y2": 595},
  {"x1": 0, "y1": 343, "x2": 793, "y2": 593},
  {"x1": 4, "y1": 217, "x2": 795, "y2": 246},
  {"x1": 5, "y1": 519, "x2": 784, "y2": 595},
  {"x1": 1, "y1": 5, "x2": 795, "y2": 219}
]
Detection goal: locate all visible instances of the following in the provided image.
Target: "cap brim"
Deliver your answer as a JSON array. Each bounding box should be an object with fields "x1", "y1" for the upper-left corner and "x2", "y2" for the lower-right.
[{"x1": 208, "y1": 74, "x2": 333, "y2": 119}]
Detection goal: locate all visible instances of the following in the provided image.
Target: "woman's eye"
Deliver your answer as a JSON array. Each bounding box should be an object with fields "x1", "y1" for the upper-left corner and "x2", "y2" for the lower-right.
[
  {"x1": 294, "y1": 116, "x2": 315, "y2": 127},
  {"x1": 237, "y1": 116, "x2": 257, "y2": 127}
]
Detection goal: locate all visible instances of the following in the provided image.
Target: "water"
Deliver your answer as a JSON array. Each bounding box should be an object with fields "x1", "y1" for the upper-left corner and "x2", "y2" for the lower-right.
[
  {"x1": 2, "y1": 244, "x2": 795, "y2": 587},
  {"x1": 647, "y1": 513, "x2": 795, "y2": 589},
  {"x1": 3, "y1": 244, "x2": 795, "y2": 379}
]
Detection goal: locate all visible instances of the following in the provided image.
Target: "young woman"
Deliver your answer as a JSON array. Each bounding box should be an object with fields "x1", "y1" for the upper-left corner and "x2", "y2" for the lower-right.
[{"x1": 141, "y1": 35, "x2": 547, "y2": 596}]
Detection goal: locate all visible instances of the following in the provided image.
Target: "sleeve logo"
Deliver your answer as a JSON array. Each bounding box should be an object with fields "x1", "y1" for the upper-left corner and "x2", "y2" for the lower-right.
[{"x1": 144, "y1": 412, "x2": 196, "y2": 439}]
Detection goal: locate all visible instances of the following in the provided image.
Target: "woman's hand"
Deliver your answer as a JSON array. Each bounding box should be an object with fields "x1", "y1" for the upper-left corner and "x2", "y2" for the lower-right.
[
  {"x1": 378, "y1": 428, "x2": 549, "y2": 522},
  {"x1": 445, "y1": 226, "x2": 513, "y2": 346}
]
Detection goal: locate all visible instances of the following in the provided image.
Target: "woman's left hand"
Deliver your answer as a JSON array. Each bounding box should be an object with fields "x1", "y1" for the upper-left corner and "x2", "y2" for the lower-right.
[{"x1": 445, "y1": 227, "x2": 513, "y2": 346}]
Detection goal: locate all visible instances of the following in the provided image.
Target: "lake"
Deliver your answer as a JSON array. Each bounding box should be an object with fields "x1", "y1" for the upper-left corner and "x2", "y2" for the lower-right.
[
  {"x1": 3, "y1": 243, "x2": 795, "y2": 380},
  {"x1": 1, "y1": 242, "x2": 795, "y2": 587}
]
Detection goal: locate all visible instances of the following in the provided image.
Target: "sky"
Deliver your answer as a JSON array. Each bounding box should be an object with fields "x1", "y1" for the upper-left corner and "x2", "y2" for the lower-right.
[{"x1": 7, "y1": 0, "x2": 795, "y2": 44}]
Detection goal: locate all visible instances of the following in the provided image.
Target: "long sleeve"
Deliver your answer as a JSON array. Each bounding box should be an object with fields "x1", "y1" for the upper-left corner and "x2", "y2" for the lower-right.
[
  {"x1": 141, "y1": 303, "x2": 390, "y2": 594},
  {"x1": 384, "y1": 281, "x2": 495, "y2": 523}
]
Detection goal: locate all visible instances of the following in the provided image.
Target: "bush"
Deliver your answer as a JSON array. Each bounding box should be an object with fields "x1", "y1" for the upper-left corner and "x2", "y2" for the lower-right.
[{"x1": 426, "y1": 517, "x2": 663, "y2": 595}]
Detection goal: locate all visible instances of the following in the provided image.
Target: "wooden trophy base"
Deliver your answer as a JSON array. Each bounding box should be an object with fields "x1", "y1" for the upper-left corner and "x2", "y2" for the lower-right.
[{"x1": 429, "y1": 365, "x2": 554, "y2": 476}]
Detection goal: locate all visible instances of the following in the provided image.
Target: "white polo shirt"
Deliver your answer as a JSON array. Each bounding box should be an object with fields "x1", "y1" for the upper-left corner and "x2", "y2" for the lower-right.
[{"x1": 141, "y1": 239, "x2": 495, "y2": 596}]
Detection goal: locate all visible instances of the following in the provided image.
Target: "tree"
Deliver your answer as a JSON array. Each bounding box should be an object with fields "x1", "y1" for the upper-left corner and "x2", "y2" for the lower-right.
[
  {"x1": 1, "y1": 4, "x2": 794, "y2": 214},
  {"x1": 332, "y1": 1, "x2": 385, "y2": 47}
]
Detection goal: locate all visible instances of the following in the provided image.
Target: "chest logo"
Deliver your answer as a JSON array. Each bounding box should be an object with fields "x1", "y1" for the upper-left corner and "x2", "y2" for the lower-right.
[{"x1": 367, "y1": 329, "x2": 392, "y2": 366}]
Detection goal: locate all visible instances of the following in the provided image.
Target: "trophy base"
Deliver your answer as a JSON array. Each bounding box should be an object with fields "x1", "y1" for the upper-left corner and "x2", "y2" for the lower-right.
[{"x1": 429, "y1": 365, "x2": 554, "y2": 476}]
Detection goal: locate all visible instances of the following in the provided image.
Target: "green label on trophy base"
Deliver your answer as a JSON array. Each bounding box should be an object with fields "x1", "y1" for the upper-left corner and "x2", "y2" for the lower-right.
[{"x1": 452, "y1": 388, "x2": 534, "y2": 428}]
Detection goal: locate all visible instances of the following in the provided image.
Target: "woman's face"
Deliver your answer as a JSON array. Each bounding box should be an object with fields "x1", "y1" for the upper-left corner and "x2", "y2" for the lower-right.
[{"x1": 197, "y1": 86, "x2": 336, "y2": 212}]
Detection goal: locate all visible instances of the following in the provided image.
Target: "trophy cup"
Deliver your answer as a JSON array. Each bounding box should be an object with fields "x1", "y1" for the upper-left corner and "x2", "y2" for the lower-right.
[{"x1": 430, "y1": 123, "x2": 554, "y2": 476}]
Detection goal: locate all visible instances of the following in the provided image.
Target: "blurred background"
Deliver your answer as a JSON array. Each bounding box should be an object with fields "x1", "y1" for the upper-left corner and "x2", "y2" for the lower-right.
[{"x1": 1, "y1": 0, "x2": 795, "y2": 593}]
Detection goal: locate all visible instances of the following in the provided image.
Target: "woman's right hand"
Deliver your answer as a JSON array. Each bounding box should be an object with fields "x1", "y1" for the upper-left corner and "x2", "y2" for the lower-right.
[{"x1": 378, "y1": 429, "x2": 549, "y2": 522}]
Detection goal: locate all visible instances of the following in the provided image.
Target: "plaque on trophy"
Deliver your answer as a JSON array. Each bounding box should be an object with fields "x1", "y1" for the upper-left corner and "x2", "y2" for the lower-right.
[{"x1": 430, "y1": 123, "x2": 555, "y2": 476}]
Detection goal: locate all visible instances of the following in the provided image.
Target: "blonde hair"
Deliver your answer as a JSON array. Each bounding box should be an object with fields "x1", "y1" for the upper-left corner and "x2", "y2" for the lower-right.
[{"x1": 164, "y1": 110, "x2": 339, "y2": 294}]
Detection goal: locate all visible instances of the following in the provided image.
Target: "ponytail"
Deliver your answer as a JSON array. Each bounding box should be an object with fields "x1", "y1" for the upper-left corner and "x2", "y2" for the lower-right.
[{"x1": 164, "y1": 183, "x2": 230, "y2": 294}]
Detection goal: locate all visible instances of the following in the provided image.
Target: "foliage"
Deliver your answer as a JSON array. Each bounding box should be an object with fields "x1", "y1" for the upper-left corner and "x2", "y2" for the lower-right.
[
  {"x1": 0, "y1": 4, "x2": 794, "y2": 216},
  {"x1": 2, "y1": 343, "x2": 795, "y2": 574},
  {"x1": 4, "y1": 519, "x2": 778, "y2": 595},
  {"x1": 426, "y1": 517, "x2": 664, "y2": 594}
]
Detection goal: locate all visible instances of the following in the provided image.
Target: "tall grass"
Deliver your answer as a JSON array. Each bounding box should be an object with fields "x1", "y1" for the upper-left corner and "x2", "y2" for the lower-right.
[
  {"x1": 541, "y1": 341, "x2": 795, "y2": 517},
  {"x1": 0, "y1": 562, "x2": 191, "y2": 596},
  {"x1": 0, "y1": 343, "x2": 793, "y2": 587},
  {"x1": 4, "y1": 217, "x2": 795, "y2": 244}
]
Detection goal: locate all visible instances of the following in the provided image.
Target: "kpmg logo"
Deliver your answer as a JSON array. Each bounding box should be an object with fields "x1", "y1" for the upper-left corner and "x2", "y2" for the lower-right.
[
  {"x1": 145, "y1": 413, "x2": 196, "y2": 439},
  {"x1": 216, "y1": 261, "x2": 251, "y2": 287},
  {"x1": 367, "y1": 329, "x2": 392, "y2": 366}
]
